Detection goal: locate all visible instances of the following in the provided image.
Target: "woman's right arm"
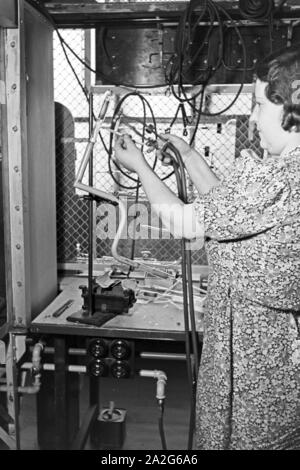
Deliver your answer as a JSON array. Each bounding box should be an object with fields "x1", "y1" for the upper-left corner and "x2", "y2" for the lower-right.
[{"x1": 114, "y1": 135, "x2": 203, "y2": 240}]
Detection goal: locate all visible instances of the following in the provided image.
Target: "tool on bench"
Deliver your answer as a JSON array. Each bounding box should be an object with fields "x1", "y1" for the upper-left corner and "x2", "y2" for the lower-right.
[{"x1": 52, "y1": 299, "x2": 74, "y2": 318}]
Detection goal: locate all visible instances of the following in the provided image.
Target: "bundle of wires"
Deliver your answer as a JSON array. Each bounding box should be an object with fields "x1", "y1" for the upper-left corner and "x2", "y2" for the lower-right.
[
  {"x1": 165, "y1": 0, "x2": 248, "y2": 126},
  {"x1": 30, "y1": 0, "x2": 248, "y2": 119},
  {"x1": 106, "y1": 93, "x2": 175, "y2": 191},
  {"x1": 165, "y1": 0, "x2": 224, "y2": 93},
  {"x1": 104, "y1": 91, "x2": 178, "y2": 269}
]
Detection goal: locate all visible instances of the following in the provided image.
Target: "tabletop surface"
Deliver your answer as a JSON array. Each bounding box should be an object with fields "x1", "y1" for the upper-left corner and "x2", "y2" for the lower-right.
[{"x1": 30, "y1": 275, "x2": 205, "y2": 341}]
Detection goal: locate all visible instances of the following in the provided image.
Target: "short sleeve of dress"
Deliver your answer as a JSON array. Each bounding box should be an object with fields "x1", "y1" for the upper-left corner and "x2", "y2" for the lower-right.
[{"x1": 193, "y1": 150, "x2": 291, "y2": 241}]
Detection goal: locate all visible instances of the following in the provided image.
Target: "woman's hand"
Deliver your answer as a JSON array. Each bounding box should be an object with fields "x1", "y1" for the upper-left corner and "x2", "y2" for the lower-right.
[
  {"x1": 156, "y1": 133, "x2": 193, "y2": 165},
  {"x1": 114, "y1": 134, "x2": 147, "y2": 174}
]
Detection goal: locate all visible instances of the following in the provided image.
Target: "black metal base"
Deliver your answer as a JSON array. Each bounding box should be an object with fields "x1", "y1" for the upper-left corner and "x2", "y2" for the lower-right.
[{"x1": 66, "y1": 309, "x2": 116, "y2": 327}]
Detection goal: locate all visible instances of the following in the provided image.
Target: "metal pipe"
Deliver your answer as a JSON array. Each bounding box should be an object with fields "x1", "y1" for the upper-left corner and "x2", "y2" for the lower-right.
[
  {"x1": 31, "y1": 341, "x2": 44, "y2": 375},
  {"x1": 140, "y1": 352, "x2": 186, "y2": 361},
  {"x1": 74, "y1": 91, "x2": 112, "y2": 185},
  {"x1": 29, "y1": 346, "x2": 87, "y2": 356},
  {"x1": 0, "y1": 371, "x2": 42, "y2": 395},
  {"x1": 88, "y1": 91, "x2": 94, "y2": 316},
  {"x1": 3, "y1": 341, "x2": 46, "y2": 396},
  {"x1": 21, "y1": 362, "x2": 87, "y2": 374},
  {"x1": 0, "y1": 385, "x2": 40, "y2": 394}
]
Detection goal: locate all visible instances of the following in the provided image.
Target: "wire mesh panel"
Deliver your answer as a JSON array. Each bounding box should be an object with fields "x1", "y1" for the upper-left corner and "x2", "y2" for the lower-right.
[
  {"x1": 54, "y1": 30, "x2": 90, "y2": 262},
  {"x1": 54, "y1": 29, "x2": 260, "y2": 267}
]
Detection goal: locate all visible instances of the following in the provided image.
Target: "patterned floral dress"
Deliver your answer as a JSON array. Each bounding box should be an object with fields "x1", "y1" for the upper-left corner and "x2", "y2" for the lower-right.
[{"x1": 193, "y1": 147, "x2": 300, "y2": 450}]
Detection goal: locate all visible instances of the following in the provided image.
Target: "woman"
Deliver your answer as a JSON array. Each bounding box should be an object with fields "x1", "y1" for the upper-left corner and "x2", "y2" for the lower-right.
[{"x1": 114, "y1": 46, "x2": 300, "y2": 450}]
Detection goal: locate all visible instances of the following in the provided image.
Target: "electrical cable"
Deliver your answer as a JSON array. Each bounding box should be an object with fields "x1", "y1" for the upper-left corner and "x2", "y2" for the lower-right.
[
  {"x1": 173, "y1": 165, "x2": 195, "y2": 450},
  {"x1": 58, "y1": 33, "x2": 89, "y2": 102},
  {"x1": 268, "y1": 12, "x2": 274, "y2": 54},
  {"x1": 59, "y1": 44, "x2": 109, "y2": 158},
  {"x1": 158, "y1": 402, "x2": 167, "y2": 451},
  {"x1": 167, "y1": 103, "x2": 181, "y2": 134},
  {"x1": 201, "y1": 4, "x2": 247, "y2": 116},
  {"x1": 189, "y1": 85, "x2": 206, "y2": 147},
  {"x1": 164, "y1": 141, "x2": 200, "y2": 449},
  {"x1": 108, "y1": 93, "x2": 153, "y2": 185},
  {"x1": 165, "y1": 1, "x2": 223, "y2": 96},
  {"x1": 55, "y1": 29, "x2": 113, "y2": 156},
  {"x1": 107, "y1": 92, "x2": 175, "y2": 190},
  {"x1": 164, "y1": 1, "x2": 247, "y2": 119}
]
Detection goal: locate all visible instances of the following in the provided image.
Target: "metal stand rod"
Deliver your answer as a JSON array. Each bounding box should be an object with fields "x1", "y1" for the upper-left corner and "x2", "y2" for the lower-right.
[{"x1": 88, "y1": 92, "x2": 94, "y2": 316}]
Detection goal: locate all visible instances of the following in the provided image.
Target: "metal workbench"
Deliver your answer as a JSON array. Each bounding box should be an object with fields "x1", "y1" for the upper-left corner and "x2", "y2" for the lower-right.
[{"x1": 29, "y1": 275, "x2": 204, "y2": 449}]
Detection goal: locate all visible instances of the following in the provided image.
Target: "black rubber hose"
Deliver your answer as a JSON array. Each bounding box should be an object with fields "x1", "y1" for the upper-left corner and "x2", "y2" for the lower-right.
[
  {"x1": 158, "y1": 402, "x2": 168, "y2": 450},
  {"x1": 166, "y1": 142, "x2": 199, "y2": 450}
]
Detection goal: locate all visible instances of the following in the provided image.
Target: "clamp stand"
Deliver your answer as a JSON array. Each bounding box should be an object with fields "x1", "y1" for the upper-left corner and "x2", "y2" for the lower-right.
[{"x1": 67, "y1": 91, "x2": 118, "y2": 326}]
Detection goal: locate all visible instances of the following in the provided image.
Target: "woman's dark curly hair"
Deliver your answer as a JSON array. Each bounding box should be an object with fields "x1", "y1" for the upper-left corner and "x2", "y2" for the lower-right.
[{"x1": 256, "y1": 44, "x2": 300, "y2": 132}]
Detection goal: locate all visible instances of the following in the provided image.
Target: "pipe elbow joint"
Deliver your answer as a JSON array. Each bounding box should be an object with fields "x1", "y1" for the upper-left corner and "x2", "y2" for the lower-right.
[
  {"x1": 31, "y1": 341, "x2": 44, "y2": 376},
  {"x1": 154, "y1": 370, "x2": 167, "y2": 401}
]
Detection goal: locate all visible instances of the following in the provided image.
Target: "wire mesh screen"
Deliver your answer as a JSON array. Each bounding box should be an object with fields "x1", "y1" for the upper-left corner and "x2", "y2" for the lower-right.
[
  {"x1": 54, "y1": 30, "x2": 89, "y2": 263},
  {"x1": 54, "y1": 29, "x2": 261, "y2": 266}
]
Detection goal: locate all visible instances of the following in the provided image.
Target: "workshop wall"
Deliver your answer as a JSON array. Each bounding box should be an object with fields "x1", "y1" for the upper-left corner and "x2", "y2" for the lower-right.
[
  {"x1": 0, "y1": 160, "x2": 5, "y2": 312},
  {"x1": 24, "y1": 4, "x2": 57, "y2": 317}
]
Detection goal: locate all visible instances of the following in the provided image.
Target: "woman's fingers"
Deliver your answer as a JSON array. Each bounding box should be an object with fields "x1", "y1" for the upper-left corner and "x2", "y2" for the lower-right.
[
  {"x1": 157, "y1": 149, "x2": 172, "y2": 165},
  {"x1": 115, "y1": 134, "x2": 135, "y2": 153},
  {"x1": 161, "y1": 157, "x2": 172, "y2": 166},
  {"x1": 158, "y1": 133, "x2": 177, "y2": 143}
]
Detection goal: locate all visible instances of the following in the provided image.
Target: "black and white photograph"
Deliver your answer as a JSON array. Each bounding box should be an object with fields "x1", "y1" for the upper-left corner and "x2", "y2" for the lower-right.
[{"x1": 0, "y1": 0, "x2": 299, "y2": 453}]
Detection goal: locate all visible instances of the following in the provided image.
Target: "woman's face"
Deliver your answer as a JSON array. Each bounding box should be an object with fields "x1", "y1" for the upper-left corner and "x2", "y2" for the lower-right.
[{"x1": 250, "y1": 79, "x2": 288, "y2": 155}]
